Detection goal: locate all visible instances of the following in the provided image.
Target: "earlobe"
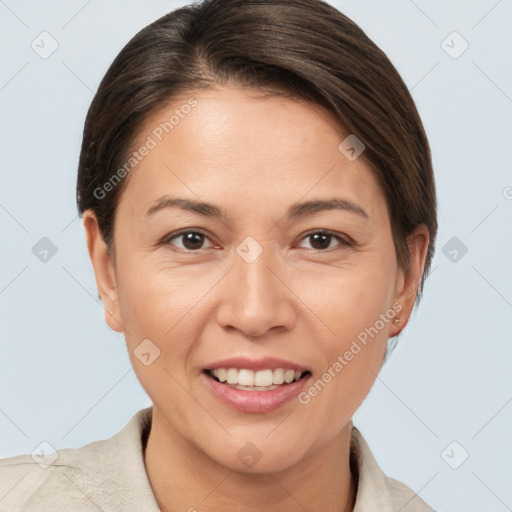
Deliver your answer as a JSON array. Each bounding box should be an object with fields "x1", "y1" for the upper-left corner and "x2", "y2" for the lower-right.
[
  {"x1": 82, "y1": 210, "x2": 124, "y2": 333},
  {"x1": 392, "y1": 225, "x2": 430, "y2": 335}
]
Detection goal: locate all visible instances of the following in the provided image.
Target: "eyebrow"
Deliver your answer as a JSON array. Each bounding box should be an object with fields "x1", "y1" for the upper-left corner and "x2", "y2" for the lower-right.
[
  {"x1": 145, "y1": 195, "x2": 369, "y2": 221},
  {"x1": 287, "y1": 197, "x2": 369, "y2": 220}
]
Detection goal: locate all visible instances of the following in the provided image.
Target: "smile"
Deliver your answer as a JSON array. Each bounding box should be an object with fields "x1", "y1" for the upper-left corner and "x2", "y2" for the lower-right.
[
  {"x1": 206, "y1": 368, "x2": 309, "y2": 390},
  {"x1": 202, "y1": 367, "x2": 312, "y2": 413}
]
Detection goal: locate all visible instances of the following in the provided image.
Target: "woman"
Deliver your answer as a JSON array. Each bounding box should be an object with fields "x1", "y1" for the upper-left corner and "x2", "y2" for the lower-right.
[{"x1": 0, "y1": 0, "x2": 437, "y2": 510}]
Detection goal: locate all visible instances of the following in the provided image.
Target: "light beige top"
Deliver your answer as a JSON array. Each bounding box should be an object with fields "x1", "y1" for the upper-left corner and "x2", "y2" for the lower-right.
[{"x1": 0, "y1": 407, "x2": 435, "y2": 511}]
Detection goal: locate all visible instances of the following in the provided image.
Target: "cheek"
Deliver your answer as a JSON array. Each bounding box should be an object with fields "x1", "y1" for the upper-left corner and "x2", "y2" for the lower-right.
[
  {"x1": 115, "y1": 258, "x2": 220, "y2": 351},
  {"x1": 292, "y1": 253, "x2": 396, "y2": 339},
  {"x1": 114, "y1": 263, "x2": 206, "y2": 401},
  {"x1": 296, "y1": 307, "x2": 390, "y2": 447},
  {"x1": 290, "y1": 259, "x2": 394, "y2": 411}
]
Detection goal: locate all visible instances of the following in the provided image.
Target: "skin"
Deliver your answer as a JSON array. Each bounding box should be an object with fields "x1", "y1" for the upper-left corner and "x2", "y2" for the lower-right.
[{"x1": 83, "y1": 84, "x2": 429, "y2": 512}]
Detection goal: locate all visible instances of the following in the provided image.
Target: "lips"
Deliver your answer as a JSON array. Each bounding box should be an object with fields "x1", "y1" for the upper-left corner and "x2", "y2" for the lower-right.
[
  {"x1": 201, "y1": 356, "x2": 312, "y2": 413},
  {"x1": 201, "y1": 370, "x2": 311, "y2": 413},
  {"x1": 204, "y1": 356, "x2": 311, "y2": 373}
]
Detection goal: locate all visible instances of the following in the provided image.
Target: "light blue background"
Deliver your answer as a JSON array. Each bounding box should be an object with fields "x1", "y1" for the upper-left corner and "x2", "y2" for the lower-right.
[{"x1": 1, "y1": 1, "x2": 511, "y2": 511}]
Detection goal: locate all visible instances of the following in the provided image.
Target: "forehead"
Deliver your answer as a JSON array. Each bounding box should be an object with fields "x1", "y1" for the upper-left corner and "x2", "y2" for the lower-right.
[{"x1": 118, "y1": 85, "x2": 387, "y2": 224}]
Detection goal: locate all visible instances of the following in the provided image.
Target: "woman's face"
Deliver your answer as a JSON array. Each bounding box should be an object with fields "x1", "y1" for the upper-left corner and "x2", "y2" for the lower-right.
[{"x1": 85, "y1": 84, "x2": 428, "y2": 472}]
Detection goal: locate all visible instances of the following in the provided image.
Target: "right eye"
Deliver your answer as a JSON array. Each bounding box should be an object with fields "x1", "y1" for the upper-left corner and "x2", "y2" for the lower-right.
[{"x1": 163, "y1": 230, "x2": 218, "y2": 252}]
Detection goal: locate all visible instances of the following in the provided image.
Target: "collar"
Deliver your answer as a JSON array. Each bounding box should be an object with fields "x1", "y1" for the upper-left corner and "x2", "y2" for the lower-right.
[{"x1": 68, "y1": 407, "x2": 430, "y2": 511}]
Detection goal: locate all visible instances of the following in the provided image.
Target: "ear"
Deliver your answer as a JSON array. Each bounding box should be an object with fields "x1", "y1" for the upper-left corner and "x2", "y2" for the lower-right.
[
  {"x1": 391, "y1": 224, "x2": 430, "y2": 336},
  {"x1": 82, "y1": 210, "x2": 124, "y2": 333}
]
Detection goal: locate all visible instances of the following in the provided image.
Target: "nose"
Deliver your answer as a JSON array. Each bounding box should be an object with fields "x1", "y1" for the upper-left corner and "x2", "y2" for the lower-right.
[{"x1": 215, "y1": 245, "x2": 297, "y2": 338}]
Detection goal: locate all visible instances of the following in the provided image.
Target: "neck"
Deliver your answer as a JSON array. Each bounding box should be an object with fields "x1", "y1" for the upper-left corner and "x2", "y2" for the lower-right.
[{"x1": 144, "y1": 407, "x2": 357, "y2": 512}]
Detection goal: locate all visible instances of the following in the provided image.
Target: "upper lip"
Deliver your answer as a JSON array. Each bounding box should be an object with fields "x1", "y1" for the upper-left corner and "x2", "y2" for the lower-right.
[{"x1": 204, "y1": 356, "x2": 310, "y2": 373}]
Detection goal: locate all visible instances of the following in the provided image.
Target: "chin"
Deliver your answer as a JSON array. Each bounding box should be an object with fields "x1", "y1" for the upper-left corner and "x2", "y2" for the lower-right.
[{"x1": 206, "y1": 436, "x2": 309, "y2": 475}]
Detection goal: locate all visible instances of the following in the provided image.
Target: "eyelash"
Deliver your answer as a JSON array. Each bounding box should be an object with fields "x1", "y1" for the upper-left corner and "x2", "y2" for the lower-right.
[{"x1": 161, "y1": 229, "x2": 352, "y2": 253}]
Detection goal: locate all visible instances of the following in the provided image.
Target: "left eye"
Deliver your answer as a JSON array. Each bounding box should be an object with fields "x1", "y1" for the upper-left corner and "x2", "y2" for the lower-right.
[{"x1": 297, "y1": 231, "x2": 348, "y2": 251}]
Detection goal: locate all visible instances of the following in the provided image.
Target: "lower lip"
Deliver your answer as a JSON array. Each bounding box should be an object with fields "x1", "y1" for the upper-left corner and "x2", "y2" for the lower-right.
[{"x1": 201, "y1": 371, "x2": 311, "y2": 414}]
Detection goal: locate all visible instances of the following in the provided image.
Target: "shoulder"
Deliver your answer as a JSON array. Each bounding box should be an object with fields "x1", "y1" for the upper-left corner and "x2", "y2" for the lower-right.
[
  {"x1": 0, "y1": 450, "x2": 97, "y2": 511},
  {"x1": 350, "y1": 426, "x2": 437, "y2": 512},
  {"x1": 384, "y1": 474, "x2": 437, "y2": 512},
  {"x1": 0, "y1": 408, "x2": 159, "y2": 512}
]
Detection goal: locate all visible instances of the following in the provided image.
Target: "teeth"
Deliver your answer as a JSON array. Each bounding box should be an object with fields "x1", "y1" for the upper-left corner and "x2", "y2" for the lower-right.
[
  {"x1": 239, "y1": 369, "x2": 254, "y2": 386},
  {"x1": 254, "y1": 369, "x2": 272, "y2": 386},
  {"x1": 273, "y1": 368, "x2": 285, "y2": 384},
  {"x1": 226, "y1": 368, "x2": 238, "y2": 384},
  {"x1": 231, "y1": 384, "x2": 280, "y2": 391},
  {"x1": 210, "y1": 367, "x2": 305, "y2": 387}
]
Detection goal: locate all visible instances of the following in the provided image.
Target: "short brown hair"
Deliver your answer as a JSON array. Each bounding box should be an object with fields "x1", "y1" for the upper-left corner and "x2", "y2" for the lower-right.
[{"x1": 77, "y1": 0, "x2": 437, "y2": 307}]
